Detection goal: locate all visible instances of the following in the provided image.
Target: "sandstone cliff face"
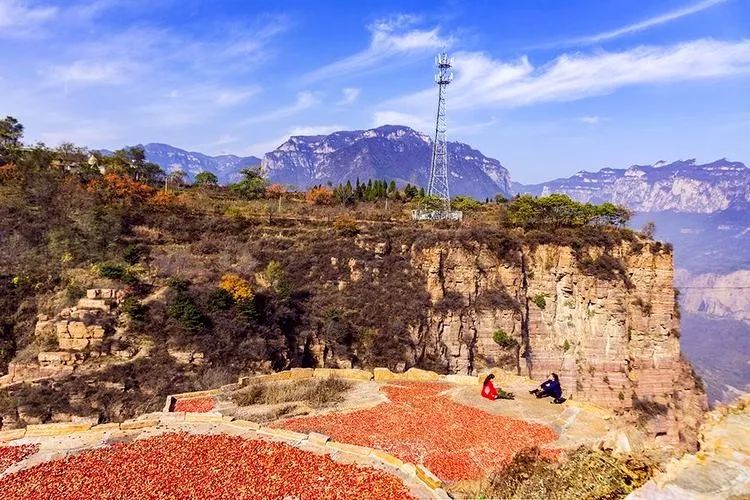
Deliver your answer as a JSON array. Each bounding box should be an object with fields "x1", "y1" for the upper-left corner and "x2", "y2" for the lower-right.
[
  {"x1": 407, "y1": 240, "x2": 706, "y2": 449},
  {"x1": 677, "y1": 269, "x2": 750, "y2": 324}
]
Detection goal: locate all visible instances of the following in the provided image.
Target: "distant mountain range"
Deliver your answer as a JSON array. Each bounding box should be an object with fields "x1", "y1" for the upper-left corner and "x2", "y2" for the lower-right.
[
  {"x1": 260, "y1": 125, "x2": 512, "y2": 199},
  {"x1": 136, "y1": 125, "x2": 512, "y2": 199},
  {"x1": 122, "y1": 143, "x2": 261, "y2": 185},
  {"x1": 514, "y1": 159, "x2": 750, "y2": 213}
]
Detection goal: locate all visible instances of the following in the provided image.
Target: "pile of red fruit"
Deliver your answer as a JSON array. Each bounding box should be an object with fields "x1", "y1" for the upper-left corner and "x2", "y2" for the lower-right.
[
  {"x1": 173, "y1": 396, "x2": 215, "y2": 413},
  {"x1": 0, "y1": 444, "x2": 39, "y2": 473},
  {"x1": 0, "y1": 433, "x2": 412, "y2": 499},
  {"x1": 278, "y1": 381, "x2": 558, "y2": 482}
]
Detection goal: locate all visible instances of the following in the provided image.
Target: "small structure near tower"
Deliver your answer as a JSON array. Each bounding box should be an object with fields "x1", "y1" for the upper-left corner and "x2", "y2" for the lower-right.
[{"x1": 413, "y1": 53, "x2": 463, "y2": 221}]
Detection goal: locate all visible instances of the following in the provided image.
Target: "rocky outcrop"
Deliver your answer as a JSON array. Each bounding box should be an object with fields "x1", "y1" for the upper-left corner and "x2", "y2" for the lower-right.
[
  {"x1": 630, "y1": 396, "x2": 750, "y2": 499},
  {"x1": 0, "y1": 289, "x2": 123, "y2": 386},
  {"x1": 406, "y1": 240, "x2": 706, "y2": 450}
]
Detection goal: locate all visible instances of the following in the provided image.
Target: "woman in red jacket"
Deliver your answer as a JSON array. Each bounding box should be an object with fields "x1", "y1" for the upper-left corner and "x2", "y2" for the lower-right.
[{"x1": 482, "y1": 374, "x2": 514, "y2": 400}]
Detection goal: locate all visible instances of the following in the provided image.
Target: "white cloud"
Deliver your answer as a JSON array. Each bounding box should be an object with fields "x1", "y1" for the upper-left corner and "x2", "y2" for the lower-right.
[
  {"x1": 565, "y1": 0, "x2": 729, "y2": 47},
  {"x1": 338, "y1": 87, "x2": 361, "y2": 105},
  {"x1": 137, "y1": 84, "x2": 262, "y2": 128},
  {"x1": 379, "y1": 39, "x2": 750, "y2": 116},
  {"x1": 579, "y1": 116, "x2": 602, "y2": 125},
  {"x1": 0, "y1": 0, "x2": 57, "y2": 34},
  {"x1": 303, "y1": 14, "x2": 451, "y2": 82},
  {"x1": 46, "y1": 59, "x2": 138, "y2": 86},
  {"x1": 241, "y1": 91, "x2": 319, "y2": 125}
]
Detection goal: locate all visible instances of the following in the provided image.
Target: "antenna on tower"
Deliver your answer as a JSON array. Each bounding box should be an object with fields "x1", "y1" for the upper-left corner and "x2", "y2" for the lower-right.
[{"x1": 413, "y1": 52, "x2": 462, "y2": 221}]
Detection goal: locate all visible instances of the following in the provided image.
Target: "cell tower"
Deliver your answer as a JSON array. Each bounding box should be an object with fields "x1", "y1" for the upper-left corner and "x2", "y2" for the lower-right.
[{"x1": 413, "y1": 53, "x2": 462, "y2": 221}]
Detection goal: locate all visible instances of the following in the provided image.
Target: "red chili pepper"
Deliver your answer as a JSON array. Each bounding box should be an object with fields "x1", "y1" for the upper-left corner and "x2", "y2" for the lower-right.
[
  {"x1": 0, "y1": 433, "x2": 412, "y2": 499},
  {"x1": 0, "y1": 444, "x2": 38, "y2": 473},
  {"x1": 276, "y1": 381, "x2": 559, "y2": 483},
  {"x1": 173, "y1": 396, "x2": 215, "y2": 413}
]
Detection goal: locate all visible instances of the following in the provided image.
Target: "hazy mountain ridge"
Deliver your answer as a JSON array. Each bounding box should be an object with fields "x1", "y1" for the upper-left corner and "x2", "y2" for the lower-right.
[
  {"x1": 261, "y1": 125, "x2": 512, "y2": 198},
  {"x1": 516, "y1": 159, "x2": 750, "y2": 213},
  {"x1": 138, "y1": 143, "x2": 260, "y2": 185}
]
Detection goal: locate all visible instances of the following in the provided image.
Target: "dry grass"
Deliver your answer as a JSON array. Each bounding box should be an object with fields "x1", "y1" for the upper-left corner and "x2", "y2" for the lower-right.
[
  {"x1": 471, "y1": 446, "x2": 658, "y2": 500},
  {"x1": 232, "y1": 377, "x2": 353, "y2": 409}
]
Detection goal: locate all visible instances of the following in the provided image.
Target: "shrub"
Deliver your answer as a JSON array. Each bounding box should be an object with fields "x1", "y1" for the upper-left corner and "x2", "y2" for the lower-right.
[
  {"x1": 451, "y1": 195, "x2": 482, "y2": 212},
  {"x1": 66, "y1": 282, "x2": 85, "y2": 302},
  {"x1": 232, "y1": 378, "x2": 352, "y2": 409},
  {"x1": 121, "y1": 296, "x2": 147, "y2": 322},
  {"x1": 97, "y1": 262, "x2": 138, "y2": 285},
  {"x1": 194, "y1": 171, "x2": 218, "y2": 187},
  {"x1": 532, "y1": 294, "x2": 547, "y2": 310},
  {"x1": 305, "y1": 186, "x2": 334, "y2": 205},
  {"x1": 123, "y1": 244, "x2": 147, "y2": 265},
  {"x1": 229, "y1": 168, "x2": 267, "y2": 199},
  {"x1": 219, "y1": 273, "x2": 253, "y2": 302},
  {"x1": 563, "y1": 339, "x2": 571, "y2": 351},
  {"x1": 206, "y1": 288, "x2": 234, "y2": 311},
  {"x1": 167, "y1": 285, "x2": 206, "y2": 332},
  {"x1": 493, "y1": 329, "x2": 518, "y2": 349},
  {"x1": 333, "y1": 214, "x2": 359, "y2": 236},
  {"x1": 480, "y1": 446, "x2": 657, "y2": 500}
]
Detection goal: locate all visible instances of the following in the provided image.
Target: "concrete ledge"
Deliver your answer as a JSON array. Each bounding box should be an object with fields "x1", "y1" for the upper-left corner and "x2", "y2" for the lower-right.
[
  {"x1": 159, "y1": 412, "x2": 186, "y2": 423},
  {"x1": 290, "y1": 368, "x2": 314, "y2": 380},
  {"x1": 440, "y1": 374, "x2": 479, "y2": 386},
  {"x1": 416, "y1": 464, "x2": 443, "y2": 489},
  {"x1": 257, "y1": 427, "x2": 307, "y2": 444},
  {"x1": 373, "y1": 367, "x2": 401, "y2": 381},
  {"x1": 307, "y1": 432, "x2": 330, "y2": 447},
  {"x1": 170, "y1": 389, "x2": 222, "y2": 399},
  {"x1": 25, "y1": 422, "x2": 93, "y2": 437},
  {"x1": 226, "y1": 420, "x2": 261, "y2": 431},
  {"x1": 400, "y1": 462, "x2": 417, "y2": 476},
  {"x1": 120, "y1": 418, "x2": 159, "y2": 430},
  {"x1": 89, "y1": 423, "x2": 121, "y2": 432},
  {"x1": 370, "y1": 449, "x2": 404, "y2": 468},
  {"x1": 327, "y1": 440, "x2": 373, "y2": 457},
  {"x1": 185, "y1": 412, "x2": 223, "y2": 423},
  {"x1": 315, "y1": 368, "x2": 373, "y2": 381},
  {"x1": 0, "y1": 428, "x2": 26, "y2": 442},
  {"x1": 404, "y1": 368, "x2": 440, "y2": 382}
]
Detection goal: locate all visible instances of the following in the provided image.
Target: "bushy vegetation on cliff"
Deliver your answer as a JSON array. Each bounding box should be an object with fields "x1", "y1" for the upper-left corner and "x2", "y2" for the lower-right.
[{"x1": 0, "y1": 117, "x2": 657, "y2": 425}]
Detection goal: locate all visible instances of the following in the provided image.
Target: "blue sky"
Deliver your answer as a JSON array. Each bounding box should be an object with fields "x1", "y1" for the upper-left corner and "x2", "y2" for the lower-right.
[{"x1": 1, "y1": 0, "x2": 749, "y2": 183}]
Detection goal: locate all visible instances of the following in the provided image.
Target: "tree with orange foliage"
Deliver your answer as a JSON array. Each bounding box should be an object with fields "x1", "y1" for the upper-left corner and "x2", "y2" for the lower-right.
[
  {"x1": 219, "y1": 273, "x2": 253, "y2": 302},
  {"x1": 99, "y1": 174, "x2": 156, "y2": 202},
  {"x1": 306, "y1": 186, "x2": 334, "y2": 205},
  {"x1": 266, "y1": 183, "x2": 286, "y2": 212}
]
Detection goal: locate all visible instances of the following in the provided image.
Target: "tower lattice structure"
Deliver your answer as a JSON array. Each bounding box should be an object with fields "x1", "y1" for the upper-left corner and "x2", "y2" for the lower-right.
[{"x1": 427, "y1": 53, "x2": 453, "y2": 212}]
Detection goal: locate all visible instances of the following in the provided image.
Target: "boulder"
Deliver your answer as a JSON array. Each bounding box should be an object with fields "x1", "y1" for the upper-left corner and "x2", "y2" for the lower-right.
[{"x1": 404, "y1": 367, "x2": 440, "y2": 382}]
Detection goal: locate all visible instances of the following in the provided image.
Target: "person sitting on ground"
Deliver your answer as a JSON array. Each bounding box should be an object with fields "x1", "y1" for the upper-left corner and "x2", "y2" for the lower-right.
[
  {"x1": 482, "y1": 374, "x2": 514, "y2": 400},
  {"x1": 530, "y1": 373, "x2": 566, "y2": 404}
]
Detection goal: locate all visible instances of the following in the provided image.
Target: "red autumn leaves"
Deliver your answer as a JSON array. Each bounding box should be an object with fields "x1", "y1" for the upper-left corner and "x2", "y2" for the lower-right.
[
  {"x1": 173, "y1": 396, "x2": 215, "y2": 413},
  {"x1": 0, "y1": 433, "x2": 412, "y2": 499},
  {"x1": 278, "y1": 381, "x2": 558, "y2": 483},
  {"x1": 0, "y1": 444, "x2": 38, "y2": 473}
]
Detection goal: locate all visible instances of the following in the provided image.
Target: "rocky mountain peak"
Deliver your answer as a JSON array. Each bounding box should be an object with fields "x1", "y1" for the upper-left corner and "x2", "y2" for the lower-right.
[{"x1": 261, "y1": 125, "x2": 511, "y2": 198}]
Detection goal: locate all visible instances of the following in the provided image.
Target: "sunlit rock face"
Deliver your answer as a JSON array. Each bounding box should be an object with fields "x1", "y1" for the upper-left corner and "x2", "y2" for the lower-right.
[
  {"x1": 519, "y1": 159, "x2": 750, "y2": 214},
  {"x1": 406, "y1": 240, "x2": 706, "y2": 450}
]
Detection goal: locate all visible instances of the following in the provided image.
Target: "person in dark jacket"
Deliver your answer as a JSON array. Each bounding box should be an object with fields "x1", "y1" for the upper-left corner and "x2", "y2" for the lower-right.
[{"x1": 530, "y1": 373, "x2": 565, "y2": 404}]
